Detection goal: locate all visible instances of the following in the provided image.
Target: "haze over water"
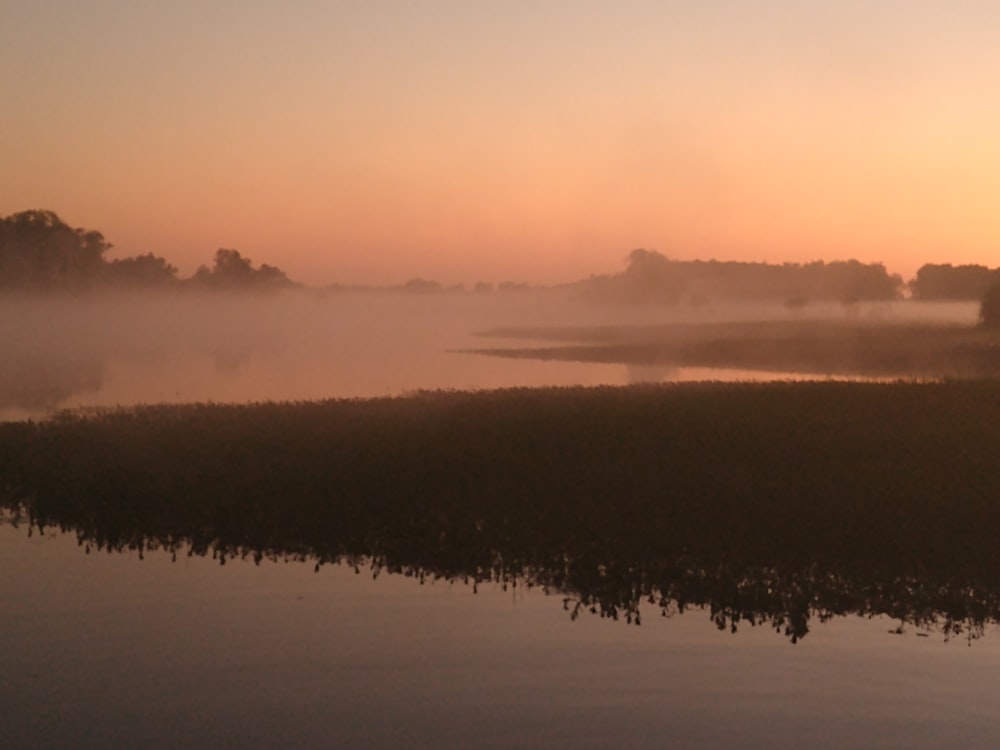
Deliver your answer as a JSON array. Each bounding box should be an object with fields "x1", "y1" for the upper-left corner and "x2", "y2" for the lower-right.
[{"x1": 3, "y1": 291, "x2": 978, "y2": 422}]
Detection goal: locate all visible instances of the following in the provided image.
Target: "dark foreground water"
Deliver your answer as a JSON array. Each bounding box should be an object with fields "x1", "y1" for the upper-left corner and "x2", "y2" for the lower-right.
[{"x1": 3, "y1": 522, "x2": 999, "y2": 750}]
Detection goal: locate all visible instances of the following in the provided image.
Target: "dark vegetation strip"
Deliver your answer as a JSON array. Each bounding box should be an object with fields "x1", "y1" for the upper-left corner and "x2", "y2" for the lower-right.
[
  {"x1": 3, "y1": 381, "x2": 1000, "y2": 641},
  {"x1": 470, "y1": 321, "x2": 1000, "y2": 378}
]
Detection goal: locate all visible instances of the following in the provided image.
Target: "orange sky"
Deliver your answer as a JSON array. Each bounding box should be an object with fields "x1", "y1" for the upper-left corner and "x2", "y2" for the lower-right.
[{"x1": 3, "y1": 1, "x2": 1000, "y2": 285}]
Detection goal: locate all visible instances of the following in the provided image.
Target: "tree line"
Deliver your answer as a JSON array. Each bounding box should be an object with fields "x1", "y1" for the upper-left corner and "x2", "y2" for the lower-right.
[
  {"x1": 0, "y1": 210, "x2": 297, "y2": 292},
  {"x1": 577, "y1": 249, "x2": 903, "y2": 306},
  {"x1": 578, "y1": 249, "x2": 1000, "y2": 307},
  {"x1": 3, "y1": 209, "x2": 998, "y2": 302},
  {"x1": 908, "y1": 263, "x2": 1000, "y2": 301}
]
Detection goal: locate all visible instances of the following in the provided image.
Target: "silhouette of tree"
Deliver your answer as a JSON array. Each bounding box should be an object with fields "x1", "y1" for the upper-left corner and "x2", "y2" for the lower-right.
[
  {"x1": 0, "y1": 210, "x2": 109, "y2": 290},
  {"x1": 622, "y1": 248, "x2": 685, "y2": 304},
  {"x1": 497, "y1": 281, "x2": 530, "y2": 292},
  {"x1": 979, "y1": 282, "x2": 1000, "y2": 328},
  {"x1": 820, "y1": 259, "x2": 902, "y2": 304},
  {"x1": 911, "y1": 263, "x2": 999, "y2": 300},
  {"x1": 399, "y1": 278, "x2": 443, "y2": 293},
  {"x1": 191, "y1": 248, "x2": 296, "y2": 290},
  {"x1": 578, "y1": 251, "x2": 901, "y2": 307},
  {"x1": 1, "y1": 210, "x2": 301, "y2": 293},
  {"x1": 104, "y1": 253, "x2": 179, "y2": 288}
]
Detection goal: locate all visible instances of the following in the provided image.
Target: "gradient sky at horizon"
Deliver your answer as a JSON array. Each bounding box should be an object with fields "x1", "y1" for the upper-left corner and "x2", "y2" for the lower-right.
[{"x1": 3, "y1": 1, "x2": 999, "y2": 285}]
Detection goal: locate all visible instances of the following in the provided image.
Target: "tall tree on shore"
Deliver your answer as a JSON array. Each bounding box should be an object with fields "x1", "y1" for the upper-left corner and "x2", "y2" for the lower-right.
[{"x1": 0, "y1": 210, "x2": 109, "y2": 290}]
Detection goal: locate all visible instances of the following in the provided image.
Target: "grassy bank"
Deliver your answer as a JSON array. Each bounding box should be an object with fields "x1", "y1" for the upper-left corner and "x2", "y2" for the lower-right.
[
  {"x1": 471, "y1": 319, "x2": 1000, "y2": 378},
  {"x1": 3, "y1": 381, "x2": 1000, "y2": 640}
]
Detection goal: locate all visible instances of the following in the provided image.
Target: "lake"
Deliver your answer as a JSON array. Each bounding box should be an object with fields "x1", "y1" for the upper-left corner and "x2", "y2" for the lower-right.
[
  {"x1": 5, "y1": 291, "x2": 969, "y2": 421},
  {"x1": 4, "y1": 521, "x2": 999, "y2": 750},
  {"x1": 3, "y1": 291, "x2": 996, "y2": 748}
]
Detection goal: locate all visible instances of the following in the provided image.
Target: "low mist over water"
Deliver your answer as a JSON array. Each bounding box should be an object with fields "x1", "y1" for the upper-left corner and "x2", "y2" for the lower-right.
[
  {"x1": 4, "y1": 288, "x2": 607, "y2": 419},
  {"x1": 2, "y1": 289, "x2": 982, "y2": 421}
]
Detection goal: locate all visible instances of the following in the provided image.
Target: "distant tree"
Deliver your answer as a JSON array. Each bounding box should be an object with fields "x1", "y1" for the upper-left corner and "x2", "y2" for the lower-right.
[
  {"x1": 820, "y1": 260, "x2": 903, "y2": 304},
  {"x1": 979, "y1": 283, "x2": 1000, "y2": 329},
  {"x1": 256, "y1": 263, "x2": 290, "y2": 286},
  {"x1": 910, "y1": 264, "x2": 999, "y2": 301},
  {"x1": 190, "y1": 248, "x2": 296, "y2": 290},
  {"x1": 399, "y1": 278, "x2": 443, "y2": 293},
  {"x1": 622, "y1": 249, "x2": 685, "y2": 304},
  {"x1": 577, "y1": 251, "x2": 903, "y2": 307},
  {"x1": 213, "y1": 248, "x2": 255, "y2": 283},
  {"x1": 577, "y1": 249, "x2": 685, "y2": 305},
  {"x1": 497, "y1": 281, "x2": 531, "y2": 292},
  {"x1": 104, "y1": 253, "x2": 179, "y2": 288},
  {"x1": 0, "y1": 210, "x2": 303, "y2": 294},
  {"x1": 0, "y1": 210, "x2": 109, "y2": 290}
]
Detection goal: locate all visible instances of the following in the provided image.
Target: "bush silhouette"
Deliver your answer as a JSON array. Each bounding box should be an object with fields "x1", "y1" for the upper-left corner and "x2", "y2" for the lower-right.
[{"x1": 979, "y1": 282, "x2": 1000, "y2": 328}]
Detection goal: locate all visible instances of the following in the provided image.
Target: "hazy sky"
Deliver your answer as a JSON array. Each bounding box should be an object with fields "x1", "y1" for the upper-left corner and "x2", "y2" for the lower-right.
[{"x1": 3, "y1": 1, "x2": 999, "y2": 285}]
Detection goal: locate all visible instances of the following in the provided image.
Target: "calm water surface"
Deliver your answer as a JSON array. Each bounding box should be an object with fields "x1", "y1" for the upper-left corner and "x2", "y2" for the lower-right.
[
  {"x1": 6, "y1": 291, "x2": 953, "y2": 421},
  {"x1": 3, "y1": 523, "x2": 999, "y2": 750}
]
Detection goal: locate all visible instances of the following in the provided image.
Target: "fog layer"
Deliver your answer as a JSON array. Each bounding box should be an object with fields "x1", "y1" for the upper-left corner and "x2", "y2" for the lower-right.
[{"x1": 4, "y1": 285, "x2": 985, "y2": 422}]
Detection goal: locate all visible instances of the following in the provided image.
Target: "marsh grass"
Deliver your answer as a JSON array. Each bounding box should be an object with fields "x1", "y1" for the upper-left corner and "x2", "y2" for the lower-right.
[
  {"x1": 3, "y1": 381, "x2": 1000, "y2": 641},
  {"x1": 471, "y1": 320, "x2": 1000, "y2": 378}
]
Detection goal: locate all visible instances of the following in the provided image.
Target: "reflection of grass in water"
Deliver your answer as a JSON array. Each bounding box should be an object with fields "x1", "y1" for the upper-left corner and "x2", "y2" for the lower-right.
[
  {"x1": 3, "y1": 381, "x2": 1000, "y2": 642},
  {"x1": 470, "y1": 320, "x2": 1000, "y2": 378}
]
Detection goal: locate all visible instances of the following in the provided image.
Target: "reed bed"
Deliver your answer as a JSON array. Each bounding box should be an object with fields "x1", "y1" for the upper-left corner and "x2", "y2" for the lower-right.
[{"x1": 3, "y1": 380, "x2": 1000, "y2": 641}]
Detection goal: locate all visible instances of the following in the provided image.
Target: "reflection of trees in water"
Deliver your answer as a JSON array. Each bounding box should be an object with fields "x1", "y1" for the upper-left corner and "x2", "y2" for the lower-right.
[
  {"x1": 0, "y1": 351, "x2": 105, "y2": 411},
  {"x1": 4, "y1": 383, "x2": 1000, "y2": 643},
  {"x1": 200, "y1": 334, "x2": 288, "y2": 374},
  {"x1": 0, "y1": 297, "x2": 295, "y2": 413},
  {"x1": 4, "y1": 494, "x2": 995, "y2": 644}
]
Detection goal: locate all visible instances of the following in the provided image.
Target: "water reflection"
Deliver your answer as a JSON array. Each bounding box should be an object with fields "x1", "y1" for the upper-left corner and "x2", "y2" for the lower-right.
[
  {"x1": 9, "y1": 520, "x2": 997, "y2": 750},
  {"x1": 5, "y1": 508, "x2": 993, "y2": 644},
  {"x1": 4, "y1": 511, "x2": 993, "y2": 647},
  {"x1": 0, "y1": 349, "x2": 105, "y2": 412}
]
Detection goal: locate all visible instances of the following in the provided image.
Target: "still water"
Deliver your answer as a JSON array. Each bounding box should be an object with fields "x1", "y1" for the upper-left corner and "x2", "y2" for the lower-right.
[
  {"x1": 3, "y1": 522, "x2": 999, "y2": 750},
  {"x1": 4, "y1": 290, "x2": 935, "y2": 422}
]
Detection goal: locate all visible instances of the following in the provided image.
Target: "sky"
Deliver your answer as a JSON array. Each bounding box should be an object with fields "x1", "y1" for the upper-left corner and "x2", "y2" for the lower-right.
[{"x1": 3, "y1": 1, "x2": 1000, "y2": 286}]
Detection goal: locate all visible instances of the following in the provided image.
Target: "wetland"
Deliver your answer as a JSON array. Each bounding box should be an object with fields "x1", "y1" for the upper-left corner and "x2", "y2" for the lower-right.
[{"x1": 4, "y1": 290, "x2": 1000, "y2": 748}]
